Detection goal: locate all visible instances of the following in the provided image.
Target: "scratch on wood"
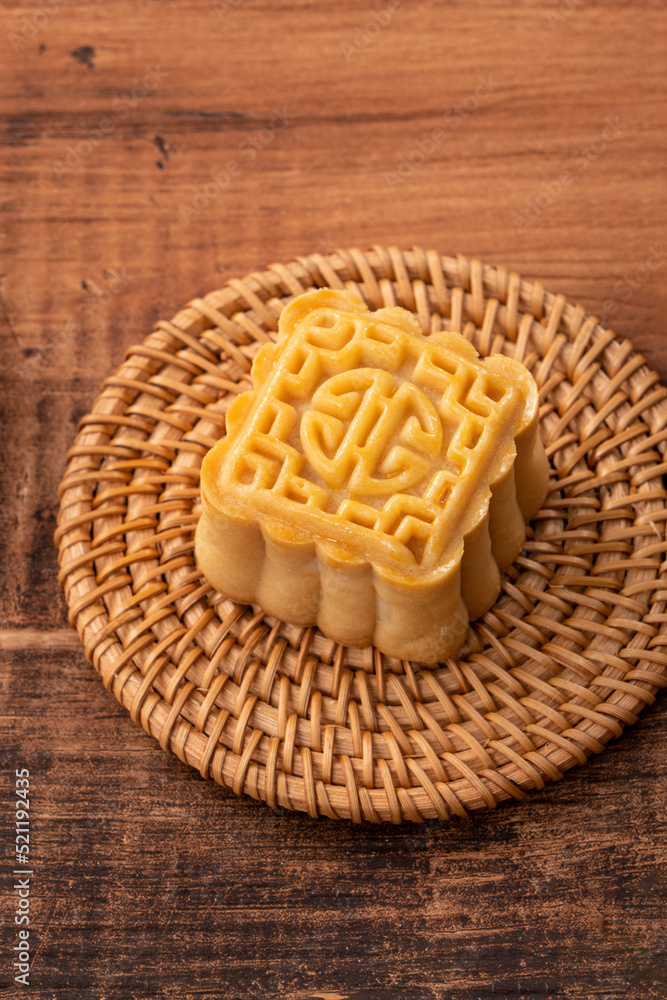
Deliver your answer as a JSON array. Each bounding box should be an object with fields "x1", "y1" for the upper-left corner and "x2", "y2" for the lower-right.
[{"x1": 0, "y1": 629, "x2": 81, "y2": 651}]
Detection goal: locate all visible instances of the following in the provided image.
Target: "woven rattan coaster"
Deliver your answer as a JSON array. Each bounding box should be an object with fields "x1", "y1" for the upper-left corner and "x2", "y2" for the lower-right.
[{"x1": 56, "y1": 248, "x2": 667, "y2": 823}]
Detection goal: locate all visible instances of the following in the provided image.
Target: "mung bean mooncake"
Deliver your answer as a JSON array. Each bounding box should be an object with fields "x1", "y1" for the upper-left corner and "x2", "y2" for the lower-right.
[{"x1": 195, "y1": 289, "x2": 549, "y2": 662}]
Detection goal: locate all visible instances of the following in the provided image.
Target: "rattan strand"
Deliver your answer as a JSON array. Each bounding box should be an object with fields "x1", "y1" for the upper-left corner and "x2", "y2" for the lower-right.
[{"x1": 55, "y1": 248, "x2": 667, "y2": 823}]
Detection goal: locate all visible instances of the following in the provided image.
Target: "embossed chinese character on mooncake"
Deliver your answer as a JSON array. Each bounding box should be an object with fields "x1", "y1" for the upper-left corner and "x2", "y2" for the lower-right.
[{"x1": 195, "y1": 289, "x2": 550, "y2": 662}]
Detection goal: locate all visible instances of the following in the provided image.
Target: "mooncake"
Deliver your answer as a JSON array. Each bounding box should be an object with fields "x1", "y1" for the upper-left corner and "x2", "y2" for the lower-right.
[{"x1": 195, "y1": 289, "x2": 549, "y2": 662}]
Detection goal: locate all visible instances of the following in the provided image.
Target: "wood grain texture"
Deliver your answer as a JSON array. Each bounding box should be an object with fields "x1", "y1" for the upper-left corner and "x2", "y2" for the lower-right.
[{"x1": 1, "y1": 0, "x2": 666, "y2": 996}]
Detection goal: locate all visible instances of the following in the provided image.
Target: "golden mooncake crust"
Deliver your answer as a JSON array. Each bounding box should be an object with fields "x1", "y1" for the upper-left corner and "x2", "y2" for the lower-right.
[{"x1": 195, "y1": 289, "x2": 550, "y2": 662}]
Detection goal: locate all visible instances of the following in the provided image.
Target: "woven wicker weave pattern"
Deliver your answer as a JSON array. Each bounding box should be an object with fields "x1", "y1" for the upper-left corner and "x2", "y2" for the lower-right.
[{"x1": 55, "y1": 247, "x2": 667, "y2": 823}]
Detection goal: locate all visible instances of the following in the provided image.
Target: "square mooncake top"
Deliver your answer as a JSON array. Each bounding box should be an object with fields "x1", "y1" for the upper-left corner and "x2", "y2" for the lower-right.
[{"x1": 201, "y1": 290, "x2": 538, "y2": 585}]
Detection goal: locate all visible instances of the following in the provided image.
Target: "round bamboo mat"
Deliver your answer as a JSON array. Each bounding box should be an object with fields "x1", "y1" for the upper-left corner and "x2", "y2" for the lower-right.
[{"x1": 56, "y1": 248, "x2": 667, "y2": 823}]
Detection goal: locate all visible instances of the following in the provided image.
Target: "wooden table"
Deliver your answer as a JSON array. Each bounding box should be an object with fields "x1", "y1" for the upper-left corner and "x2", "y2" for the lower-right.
[{"x1": 2, "y1": 1, "x2": 666, "y2": 997}]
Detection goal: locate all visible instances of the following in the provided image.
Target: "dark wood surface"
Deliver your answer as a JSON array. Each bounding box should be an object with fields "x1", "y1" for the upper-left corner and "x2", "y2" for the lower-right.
[{"x1": 2, "y1": 1, "x2": 666, "y2": 997}]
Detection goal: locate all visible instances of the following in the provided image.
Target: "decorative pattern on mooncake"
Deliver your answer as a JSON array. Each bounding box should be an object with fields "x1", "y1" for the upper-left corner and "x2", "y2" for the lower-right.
[{"x1": 195, "y1": 289, "x2": 550, "y2": 662}]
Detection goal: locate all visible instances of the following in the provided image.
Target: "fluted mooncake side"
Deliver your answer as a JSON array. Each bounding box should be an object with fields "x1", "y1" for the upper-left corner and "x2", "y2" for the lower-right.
[{"x1": 195, "y1": 289, "x2": 550, "y2": 662}]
